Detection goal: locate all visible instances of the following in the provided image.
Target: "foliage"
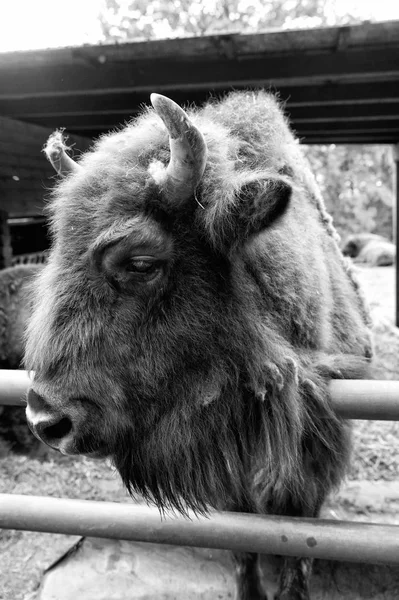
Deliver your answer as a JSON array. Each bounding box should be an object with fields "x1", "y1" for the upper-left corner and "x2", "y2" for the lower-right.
[
  {"x1": 98, "y1": 0, "x2": 372, "y2": 42},
  {"x1": 303, "y1": 144, "x2": 395, "y2": 240}
]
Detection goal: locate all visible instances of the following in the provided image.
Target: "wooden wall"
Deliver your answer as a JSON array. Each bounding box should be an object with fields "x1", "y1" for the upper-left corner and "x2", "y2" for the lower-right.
[{"x1": 0, "y1": 116, "x2": 92, "y2": 217}]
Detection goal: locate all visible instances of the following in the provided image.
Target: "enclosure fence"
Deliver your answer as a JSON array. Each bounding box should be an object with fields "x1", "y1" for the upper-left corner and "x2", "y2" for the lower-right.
[
  {"x1": 11, "y1": 251, "x2": 49, "y2": 266},
  {"x1": 0, "y1": 370, "x2": 398, "y2": 565}
]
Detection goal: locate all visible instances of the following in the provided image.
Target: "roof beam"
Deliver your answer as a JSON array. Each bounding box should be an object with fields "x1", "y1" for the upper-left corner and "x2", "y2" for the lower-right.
[
  {"x1": 1, "y1": 19, "x2": 398, "y2": 69},
  {"x1": 1, "y1": 82, "x2": 399, "y2": 121},
  {"x1": 19, "y1": 102, "x2": 399, "y2": 131},
  {"x1": 1, "y1": 49, "x2": 399, "y2": 99},
  {"x1": 1, "y1": 21, "x2": 398, "y2": 145}
]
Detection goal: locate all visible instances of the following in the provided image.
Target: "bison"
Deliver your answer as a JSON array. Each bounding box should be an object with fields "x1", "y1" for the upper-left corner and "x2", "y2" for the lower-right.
[
  {"x1": 25, "y1": 92, "x2": 372, "y2": 599},
  {"x1": 342, "y1": 233, "x2": 395, "y2": 267},
  {"x1": 0, "y1": 264, "x2": 43, "y2": 452},
  {"x1": 0, "y1": 264, "x2": 42, "y2": 369}
]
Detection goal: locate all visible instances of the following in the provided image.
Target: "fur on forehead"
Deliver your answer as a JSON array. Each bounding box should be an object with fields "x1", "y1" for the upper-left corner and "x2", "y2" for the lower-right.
[{"x1": 45, "y1": 92, "x2": 320, "y2": 244}]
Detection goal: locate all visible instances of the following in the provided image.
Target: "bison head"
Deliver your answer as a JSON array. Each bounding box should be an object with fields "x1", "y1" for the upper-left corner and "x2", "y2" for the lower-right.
[{"x1": 25, "y1": 92, "x2": 364, "y2": 513}]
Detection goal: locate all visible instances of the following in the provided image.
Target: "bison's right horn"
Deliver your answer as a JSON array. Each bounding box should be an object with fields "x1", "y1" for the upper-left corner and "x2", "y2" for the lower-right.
[
  {"x1": 44, "y1": 131, "x2": 81, "y2": 176},
  {"x1": 150, "y1": 93, "x2": 207, "y2": 203}
]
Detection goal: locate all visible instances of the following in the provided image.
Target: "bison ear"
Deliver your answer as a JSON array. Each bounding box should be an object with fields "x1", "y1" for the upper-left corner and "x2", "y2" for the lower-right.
[{"x1": 229, "y1": 176, "x2": 292, "y2": 244}]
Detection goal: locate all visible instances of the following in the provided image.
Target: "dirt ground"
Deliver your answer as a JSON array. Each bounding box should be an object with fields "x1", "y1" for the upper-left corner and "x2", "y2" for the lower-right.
[{"x1": 1, "y1": 265, "x2": 398, "y2": 600}]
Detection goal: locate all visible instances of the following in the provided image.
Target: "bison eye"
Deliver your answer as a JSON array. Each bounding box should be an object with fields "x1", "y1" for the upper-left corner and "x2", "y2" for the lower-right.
[{"x1": 125, "y1": 257, "x2": 160, "y2": 275}]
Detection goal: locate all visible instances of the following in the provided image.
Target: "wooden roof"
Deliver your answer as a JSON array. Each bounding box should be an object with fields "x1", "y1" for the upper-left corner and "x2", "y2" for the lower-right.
[{"x1": 1, "y1": 20, "x2": 399, "y2": 144}]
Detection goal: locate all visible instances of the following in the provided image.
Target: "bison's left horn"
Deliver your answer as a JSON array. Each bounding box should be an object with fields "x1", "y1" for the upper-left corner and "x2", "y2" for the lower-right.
[
  {"x1": 150, "y1": 93, "x2": 207, "y2": 202},
  {"x1": 44, "y1": 131, "x2": 82, "y2": 176}
]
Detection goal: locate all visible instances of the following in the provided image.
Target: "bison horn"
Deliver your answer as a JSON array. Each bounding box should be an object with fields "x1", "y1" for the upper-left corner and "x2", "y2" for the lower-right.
[
  {"x1": 44, "y1": 131, "x2": 81, "y2": 176},
  {"x1": 150, "y1": 93, "x2": 207, "y2": 202}
]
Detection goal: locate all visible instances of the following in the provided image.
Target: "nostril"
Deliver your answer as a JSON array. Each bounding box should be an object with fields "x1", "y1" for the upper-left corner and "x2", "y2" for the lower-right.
[
  {"x1": 26, "y1": 389, "x2": 77, "y2": 449},
  {"x1": 38, "y1": 417, "x2": 73, "y2": 441},
  {"x1": 27, "y1": 388, "x2": 50, "y2": 412}
]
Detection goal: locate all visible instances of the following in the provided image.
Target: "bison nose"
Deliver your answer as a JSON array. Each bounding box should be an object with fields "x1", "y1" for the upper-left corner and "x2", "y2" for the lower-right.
[
  {"x1": 33, "y1": 415, "x2": 73, "y2": 444},
  {"x1": 26, "y1": 388, "x2": 73, "y2": 450}
]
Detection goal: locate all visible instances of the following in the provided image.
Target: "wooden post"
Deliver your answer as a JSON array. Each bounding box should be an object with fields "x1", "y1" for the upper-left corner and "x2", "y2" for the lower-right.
[
  {"x1": 0, "y1": 209, "x2": 12, "y2": 269},
  {"x1": 394, "y1": 145, "x2": 399, "y2": 327}
]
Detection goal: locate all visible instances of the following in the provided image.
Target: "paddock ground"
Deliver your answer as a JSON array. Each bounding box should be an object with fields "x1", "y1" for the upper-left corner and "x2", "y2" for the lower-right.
[{"x1": 1, "y1": 265, "x2": 398, "y2": 600}]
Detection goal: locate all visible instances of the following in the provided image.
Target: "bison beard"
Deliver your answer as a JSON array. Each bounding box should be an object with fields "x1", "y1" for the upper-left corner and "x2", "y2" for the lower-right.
[
  {"x1": 113, "y1": 351, "x2": 362, "y2": 599},
  {"x1": 25, "y1": 91, "x2": 373, "y2": 599},
  {"x1": 114, "y1": 356, "x2": 356, "y2": 517}
]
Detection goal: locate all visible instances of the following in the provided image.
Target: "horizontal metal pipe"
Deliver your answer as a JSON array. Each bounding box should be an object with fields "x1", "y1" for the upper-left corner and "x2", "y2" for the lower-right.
[
  {"x1": 0, "y1": 370, "x2": 31, "y2": 406},
  {"x1": 329, "y1": 379, "x2": 399, "y2": 420},
  {"x1": 0, "y1": 494, "x2": 398, "y2": 565},
  {"x1": 1, "y1": 370, "x2": 398, "y2": 420}
]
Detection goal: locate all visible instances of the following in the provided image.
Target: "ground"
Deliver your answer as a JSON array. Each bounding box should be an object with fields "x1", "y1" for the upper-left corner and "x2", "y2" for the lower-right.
[{"x1": 0, "y1": 265, "x2": 398, "y2": 600}]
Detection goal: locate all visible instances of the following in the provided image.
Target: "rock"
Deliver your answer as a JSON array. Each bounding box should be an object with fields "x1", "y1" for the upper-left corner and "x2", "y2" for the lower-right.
[
  {"x1": 312, "y1": 561, "x2": 399, "y2": 599},
  {"x1": 37, "y1": 480, "x2": 399, "y2": 600},
  {"x1": 37, "y1": 538, "x2": 237, "y2": 600},
  {"x1": 36, "y1": 533, "x2": 399, "y2": 600}
]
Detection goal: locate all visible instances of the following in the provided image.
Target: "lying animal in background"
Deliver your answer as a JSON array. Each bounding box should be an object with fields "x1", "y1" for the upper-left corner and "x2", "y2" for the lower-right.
[
  {"x1": 342, "y1": 233, "x2": 395, "y2": 266},
  {"x1": 25, "y1": 91, "x2": 372, "y2": 599},
  {"x1": 0, "y1": 264, "x2": 43, "y2": 452},
  {"x1": 356, "y1": 240, "x2": 396, "y2": 267},
  {"x1": 0, "y1": 264, "x2": 42, "y2": 369}
]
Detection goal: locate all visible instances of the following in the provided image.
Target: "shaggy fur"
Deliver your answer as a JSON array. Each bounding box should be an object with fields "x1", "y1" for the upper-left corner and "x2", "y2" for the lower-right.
[{"x1": 25, "y1": 91, "x2": 372, "y2": 599}]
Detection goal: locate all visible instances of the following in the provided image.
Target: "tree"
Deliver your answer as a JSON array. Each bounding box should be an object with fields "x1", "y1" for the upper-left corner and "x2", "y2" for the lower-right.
[
  {"x1": 97, "y1": 0, "x2": 372, "y2": 43},
  {"x1": 303, "y1": 144, "x2": 394, "y2": 240}
]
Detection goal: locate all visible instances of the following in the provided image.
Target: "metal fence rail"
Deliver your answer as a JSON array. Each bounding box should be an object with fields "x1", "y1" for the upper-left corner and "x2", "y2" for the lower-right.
[
  {"x1": 0, "y1": 370, "x2": 30, "y2": 406},
  {"x1": 1, "y1": 370, "x2": 399, "y2": 420},
  {"x1": 1, "y1": 370, "x2": 398, "y2": 563},
  {"x1": 0, "y1": 494, "x2": 398, "y2": 565},
  {"x1": 11, "y1": 251, "x2": 48, "y2": 266}
]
